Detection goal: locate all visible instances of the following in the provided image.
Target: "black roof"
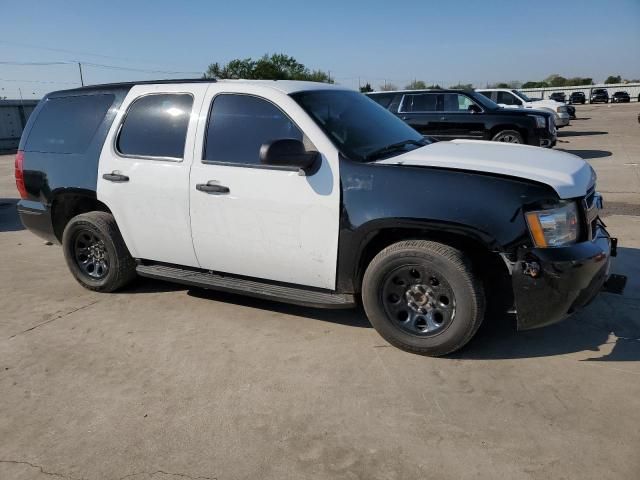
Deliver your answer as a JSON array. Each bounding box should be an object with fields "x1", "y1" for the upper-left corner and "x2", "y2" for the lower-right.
[{"x1": 47, "y1": 78, "x2": 215, "y2": 97}]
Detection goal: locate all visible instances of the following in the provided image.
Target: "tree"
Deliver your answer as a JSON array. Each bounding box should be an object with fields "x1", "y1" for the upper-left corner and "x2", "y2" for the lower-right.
[
  {"x1": 604, "y1": 75, "x2": 622, "y2": 84},
  {"x1": 425, "y1": 84, "x2": 442, "y2": 89},
  {"x1": 405, "y1": 80, "x2": 428, "y2": 90},
  {"x1": 359, "y1": 82, "x2": 373, "y2": 93},
  {"x1": 522, "y1": 81, "x2": 548, "y2": 88},
  {"x1": 449, "y1": 83, "x2": 474, "y2": 90},
  {"x1": 379, "y1": 83, "x2": 398, "y2": 91},
  {"x1": 202, "y1": 54, "x2": 333, "y2": 82},
  {"x1": 544, "y1": 74, "x2": 568, "y2": 87}
]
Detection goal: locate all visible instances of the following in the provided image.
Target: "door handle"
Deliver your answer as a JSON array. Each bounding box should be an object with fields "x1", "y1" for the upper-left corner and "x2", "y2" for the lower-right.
[
  {"x1": 401, "y1": 116, "x2": 410, "y2": 120},
  {"x1": 196, "y1": 181, "x2": 230, "y2": 195},
  {"x1": 440, "y1": 116, "x2": 446, "y2": 121},
  {"x1": 102, "y1": 172, "x2": 129, "y2": 182}
]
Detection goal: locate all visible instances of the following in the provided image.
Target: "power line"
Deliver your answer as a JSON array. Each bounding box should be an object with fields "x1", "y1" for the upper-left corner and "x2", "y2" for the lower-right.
[
  {"x1": 0, "y1": 77, "x2": 78, "y2": 85},
  {"x1": 0, "y1": 59, "x2": 201, "y2": 75},
  {"x1": 0, "y1": 39, "x2": 153, "y2": 63},
  {"x1": 0, "y1": 61, "x2": 70, "y2": 66},
  {"x1": 80, "y1": 61, "x2": 201, "y2": 75}
]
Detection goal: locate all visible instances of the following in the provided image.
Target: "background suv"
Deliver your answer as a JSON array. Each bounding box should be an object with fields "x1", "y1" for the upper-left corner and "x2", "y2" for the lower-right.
[
  {"x1": 368, "y1": 89, "x2": 556, "y2": 147},
  {"x1": 590, "y1": 89, "x2": 609, "y2": 103},
  {"x1": 570, "y1": 92, "x2": 586, "y2": 104},
  {"x1": 550, "y1": 92, "x2": 566, "y2": 103},
  {"x1": 612, "y1": 91, "x2": 630, "y2": 103}
]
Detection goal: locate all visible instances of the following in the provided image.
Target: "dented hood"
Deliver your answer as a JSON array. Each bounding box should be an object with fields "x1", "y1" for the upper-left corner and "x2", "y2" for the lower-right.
[{"x1": 376, "y1": 139, "x2": 594, "y2": 199}]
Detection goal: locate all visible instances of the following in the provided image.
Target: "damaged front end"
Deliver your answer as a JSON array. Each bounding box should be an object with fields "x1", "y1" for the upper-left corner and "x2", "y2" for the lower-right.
[{"x1": 504, "y1": 191, "x2": 624, "y2": 330}]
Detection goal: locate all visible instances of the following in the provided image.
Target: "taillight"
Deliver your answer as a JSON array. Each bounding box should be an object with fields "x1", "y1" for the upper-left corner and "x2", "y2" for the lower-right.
[{"x1": 15, "y1": 150, "x2": 28, "y2": 199}]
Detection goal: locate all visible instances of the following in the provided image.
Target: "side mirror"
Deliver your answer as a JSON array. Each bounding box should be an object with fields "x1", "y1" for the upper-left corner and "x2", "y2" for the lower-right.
[
  {"x1": 467, "y1": 104, "x2": 482, "y2": 114},
  {"x1": 259, "y1": 139, "x2": 318, "y2": 173}
]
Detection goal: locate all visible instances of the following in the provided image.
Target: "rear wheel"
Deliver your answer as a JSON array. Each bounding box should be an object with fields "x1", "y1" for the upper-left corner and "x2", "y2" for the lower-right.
[
  {"x1": 491, "y1": 130, "x2": 523, "y2": 144},
  {"x1": 362, "y1": 240, "x2": 485, "y2": 356},
  {"x1": 62, "y1": 211, "x2": 136, "y2": 292}
]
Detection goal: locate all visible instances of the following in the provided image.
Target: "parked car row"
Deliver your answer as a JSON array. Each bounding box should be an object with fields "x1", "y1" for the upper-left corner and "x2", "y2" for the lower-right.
[
  {"x1": 15, "y1": 79, "x2": 618, "y2": 356},
  {"x1": 542, "y1": 89, "x2": 635, "y2": 104}
]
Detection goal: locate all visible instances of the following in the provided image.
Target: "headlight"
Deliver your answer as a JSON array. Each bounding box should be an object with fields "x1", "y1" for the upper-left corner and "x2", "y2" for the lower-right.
[
  {"x1": 528, "y1": 114, "x2": 546, "y2": 128},
  {"x1": 525, "y1": 202, "x2": 579, "y2": 247},
  {"x1": 558, "y1": 105, "x2": 568, "y2": 114}
]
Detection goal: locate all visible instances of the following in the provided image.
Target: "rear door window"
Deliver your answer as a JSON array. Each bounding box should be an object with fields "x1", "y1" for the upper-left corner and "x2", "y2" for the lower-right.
[
  {"x1": 117, "y1": 93, "x2": 193, "y2": 159},
  {"x1": 25, "y1": 94, "x2": 115, "y2": 154},
  {"x1": 400, "y1": 94, "x2": 438, "y2": 113}
]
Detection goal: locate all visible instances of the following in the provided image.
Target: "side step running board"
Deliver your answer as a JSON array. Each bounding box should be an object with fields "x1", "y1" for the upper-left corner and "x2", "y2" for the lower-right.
[{"x1": 136, "y1": 263, "x2": 356, "y2": 309}]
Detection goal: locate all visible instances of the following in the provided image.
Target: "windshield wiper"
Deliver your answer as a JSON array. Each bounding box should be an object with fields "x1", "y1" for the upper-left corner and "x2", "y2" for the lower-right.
[{"x1": 364, "y1": 139, "x2": 426, "y2": 161}]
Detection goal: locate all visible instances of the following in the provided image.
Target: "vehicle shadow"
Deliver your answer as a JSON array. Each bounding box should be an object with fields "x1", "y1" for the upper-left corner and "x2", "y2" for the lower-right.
[
  {"x1": 557, "y1": 149, "x2": 612, "y2": 160},
  {"x1": 187, "y1": 287, "x2": 372, "y2": 328},
  {"x1": 558, "y1": 130, "x2": 607, "y2": 137},
  {"x1": 0, "y1": 198, "x2": 25, "y2": 232},
  {"x1": 456, "y1": 246, "x2": 640, "y2": 361},
  {"x1": 124, "y1": 248, "x2": 639, "y2": 359}
]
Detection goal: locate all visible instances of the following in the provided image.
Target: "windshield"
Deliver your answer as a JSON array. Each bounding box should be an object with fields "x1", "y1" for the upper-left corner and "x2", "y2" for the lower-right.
[
  {"x1": 512, "y1": 90, "x2": 533, "y2": 102},
  {"x1": 292, "y1": 90, "x2": 428, "y2": 161}
]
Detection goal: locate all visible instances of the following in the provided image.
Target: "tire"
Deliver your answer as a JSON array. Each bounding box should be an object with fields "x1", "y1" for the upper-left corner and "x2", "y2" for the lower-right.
[
  {"x1": 62, "y1": 211, "x2": 136, "y2": 292},
  {"x1": 362, "y1": 240, "x2": 485, "y2": 356},
  {"x1": 491, "y1": 129, "x2": 523, "y2": 144}
]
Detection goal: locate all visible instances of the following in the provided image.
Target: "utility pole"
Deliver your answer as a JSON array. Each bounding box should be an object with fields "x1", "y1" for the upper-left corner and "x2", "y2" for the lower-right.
[{"x1": 78, "y1": 62, "x2": 84, "y2": 86}]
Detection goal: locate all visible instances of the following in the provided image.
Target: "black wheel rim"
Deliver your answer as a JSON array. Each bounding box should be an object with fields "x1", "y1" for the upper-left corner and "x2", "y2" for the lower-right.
[
  {"x1": 381, "y1": 264, "x2": 456, "y2": 336},
  {"x1": 73, "y1": 230, "x2": 109, "y2": 280}
]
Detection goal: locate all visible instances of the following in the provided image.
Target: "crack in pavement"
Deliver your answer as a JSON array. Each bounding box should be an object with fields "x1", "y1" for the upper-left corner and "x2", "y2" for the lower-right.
[
  {"x1": 0, "y1": 460, "x2": 217, "y2": 480},
  {"x1": 8, "y1": 299, "x2": 101, "y2": 339},
  {"x1": 0, "y1": 459, "x2": 86, "y2": 479},
  {"x1": 117, "y1": 470, "x2": 217, "y2": 479}
]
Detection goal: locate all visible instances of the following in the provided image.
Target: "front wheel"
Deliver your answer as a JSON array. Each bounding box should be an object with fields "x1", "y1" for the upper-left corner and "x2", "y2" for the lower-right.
[
  {"x1": 491, "y1": 130, "x2": 523, "y2": 144},
  {"x1": 62, "y1": 211, "x2": 137, "y2": 292},
  {"x1": 362, "y1": 240, "x2": 485, "y2": 356}
]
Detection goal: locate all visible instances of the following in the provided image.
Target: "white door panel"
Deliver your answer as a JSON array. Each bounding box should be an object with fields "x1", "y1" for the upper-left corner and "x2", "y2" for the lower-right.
[
  {"x1": 190, "y1": 85, "x2": 340, "y2": 289},
  {"x1": 97, "y1": 84, "x2": 207, "y2": 267}
]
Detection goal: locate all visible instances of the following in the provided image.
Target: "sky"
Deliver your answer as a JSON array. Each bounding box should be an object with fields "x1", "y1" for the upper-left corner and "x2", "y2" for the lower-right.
[{"x1": 1, "y1": 0, "x2": 639, "y2": 99}]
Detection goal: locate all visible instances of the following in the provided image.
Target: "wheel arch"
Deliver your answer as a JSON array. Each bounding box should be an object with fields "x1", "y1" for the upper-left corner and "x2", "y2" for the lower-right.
[
  {"x1": 51, "y1": 188, "x2": 112, "y2": 242},
  {"x1": 343, "y1": 221, "x2": 508, "y2": 295},
  {"x1": 489, "y1": 124, "x2": 527, "y2": 143}
]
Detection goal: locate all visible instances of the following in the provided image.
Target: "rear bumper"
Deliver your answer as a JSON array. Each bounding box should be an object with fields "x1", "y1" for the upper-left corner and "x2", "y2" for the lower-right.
[
  {"x1": 512, "y1": 224, "x2": 612, "y2": 330},
  {"x1": 17, "y1": 200, "x2": 57, "y2": 243}
]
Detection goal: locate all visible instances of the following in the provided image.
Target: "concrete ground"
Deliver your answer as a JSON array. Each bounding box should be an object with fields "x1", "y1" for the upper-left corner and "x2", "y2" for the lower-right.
[{"x1": 1, "y1": 102, "x2": 639, "y2": 480}]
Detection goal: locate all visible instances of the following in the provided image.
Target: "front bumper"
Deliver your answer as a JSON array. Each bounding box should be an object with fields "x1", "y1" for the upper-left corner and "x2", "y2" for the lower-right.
[
  {"x1": 535, "y1": 127, "x2": 557, "y2": 148},
  {"x1": 555, "y1": 112, "x2": 571, "y2": 127},
  {"x1": 511, "y1": 223, "x2": 613, "y2": 330}
]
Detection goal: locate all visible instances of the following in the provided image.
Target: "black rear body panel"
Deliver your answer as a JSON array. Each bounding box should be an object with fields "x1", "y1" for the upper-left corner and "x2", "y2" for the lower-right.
[{"x1": 17, "y1": 85, "x2": 132, "y2": 240}]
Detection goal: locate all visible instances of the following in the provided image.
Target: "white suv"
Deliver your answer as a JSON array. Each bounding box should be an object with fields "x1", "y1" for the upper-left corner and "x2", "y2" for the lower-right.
[
  {"x1": 16, "y1": 79, "x2": 615, "y2": 355},
  {"x1": 477, "y1": 89, "x2": 570, "y2": 127}
]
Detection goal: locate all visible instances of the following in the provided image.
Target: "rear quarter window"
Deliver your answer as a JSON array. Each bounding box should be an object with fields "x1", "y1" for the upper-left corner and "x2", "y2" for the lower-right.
[{"x1": 25, "y1": 94, "x2": 115, "y2": 154}]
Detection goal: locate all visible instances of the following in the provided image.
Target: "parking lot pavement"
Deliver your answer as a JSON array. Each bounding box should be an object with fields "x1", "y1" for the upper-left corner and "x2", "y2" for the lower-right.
[{"x1": 1, "y1": 103, "x2": 639, "y2": 479}]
